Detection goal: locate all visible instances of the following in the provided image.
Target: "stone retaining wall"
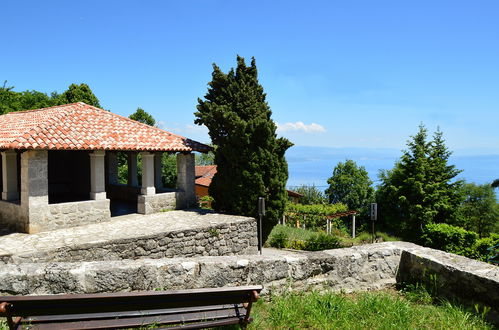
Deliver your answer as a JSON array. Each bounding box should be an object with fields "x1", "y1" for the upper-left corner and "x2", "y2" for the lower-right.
[
  {"x1": 0, "y1": 216, "x2": 258, "y2": 264},
  {"x1": 0, "y1": 242, "x2": 406, "y2": 295},
  {"x1": 0, "y1": 200, "x2": 25, "y2": 232},
  {"x1": 138, "y1": 192, "x2": 176, "y2": 214},
  {"x1": 397, "y1": 246, "x2": 499, "y2": 316},
  {"x1": 45, "y1": 200, "x2": 111, "y2": 231},
  {"x1": 0, "y1": 241, "x2": 497, "y2": 318}
]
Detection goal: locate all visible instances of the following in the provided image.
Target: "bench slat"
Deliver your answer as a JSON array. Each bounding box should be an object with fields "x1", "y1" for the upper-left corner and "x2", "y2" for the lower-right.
[
  {"x1": 2, "y1": 286, "x2": 262, "y2": 317},
  {"x1": 18, "y1": 309, "x2": 243, "y2": 330},
  {"x1": 24, "y1": 304, "x2": 244, "y2": 323}
]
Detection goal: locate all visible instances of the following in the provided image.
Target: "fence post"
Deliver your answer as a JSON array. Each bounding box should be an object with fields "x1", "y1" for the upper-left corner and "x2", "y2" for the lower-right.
[{"x1": 352, "y1": 214, "x2": 356, "y2": 238}]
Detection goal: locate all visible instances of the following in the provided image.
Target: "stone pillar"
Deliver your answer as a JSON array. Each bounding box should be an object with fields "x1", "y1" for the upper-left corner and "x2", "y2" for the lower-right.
[
  {"x1": 176, "y1": 153, "x2": 196, "y2": 208},
  {"x1": 140, "y1": 152, "x2": 155, "y2": 196},
  {"x1": 90, "y1": 150, "x2": 106, "y2": 200},
  {"x1": 1, "y1": 150, "x2": 19, "y2": 201},
  {"x1": 107, "y1": 152, "x2": 119, "y2": 185},
  {"x1": 21, "y1": 150, "x2": 49, "y2": 233},
  {"x1": 127, "y1": 152, "x2": 138, "y2": 186},
  {"x1": 154, "y1": 152, "x2": 163, "y2": 191}
]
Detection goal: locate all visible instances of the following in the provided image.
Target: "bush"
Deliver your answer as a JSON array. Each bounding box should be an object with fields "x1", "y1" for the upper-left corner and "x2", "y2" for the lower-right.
[
  {"x1": 421, "y1": 223, "x2": 478, "y2": 257},
  {"x1": 304, "y1": 233, "x2": 341, "y2": 251},
  {"x1": 471, "y1": 233, "x2": 499, "y2": 262},
  {"x1": 268, "y1": 231, "x2": 288, "y2": 248}
]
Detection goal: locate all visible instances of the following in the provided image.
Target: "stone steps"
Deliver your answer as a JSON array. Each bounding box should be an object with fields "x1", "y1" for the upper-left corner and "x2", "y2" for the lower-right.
[{"x1": 0, "y1": 210, "x2": 258, "y2": 264}]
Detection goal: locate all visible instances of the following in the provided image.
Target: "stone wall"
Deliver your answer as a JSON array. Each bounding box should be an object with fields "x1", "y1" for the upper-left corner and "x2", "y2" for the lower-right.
[
  {"x1": 0, "y1": 200, "x2": 25, "y2": 232},
  {"x1": 45, "y1": 200, "x2": 111, "y2": 231},
  {"x1": 0, "y1": 242, "x2": 404, "y2": 295},
  {"x1": 397, "y1": 246, "x2": 499, "y2": 317},
  {"x1": 0, "y1": 241, "x2": 497, "y2": 318},
  {"x1": 138, "y1": 192, "x2": 176, "y2": 214},
  {"x1": 1, "y1": 215, "x2": 258, "y2": 264}
]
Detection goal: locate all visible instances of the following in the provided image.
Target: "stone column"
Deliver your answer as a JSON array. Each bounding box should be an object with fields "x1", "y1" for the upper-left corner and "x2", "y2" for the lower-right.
[
  {"x1": 1, "y1": 150, "x2": 19, "y2": 201},
  {"x1": 176, "y1": 153, "x2": 196, "y2": 208},
  {"x1": 154, "y1": 152, "x2": 163, "y2": 191},
  {"x1": 90, "y1": 150, "x2": 106, "y2": 200},
  {"x1": 140, "y1": 152, "x2": 155, "y2": 196},
  {"x1": 127, "y1": 152, "x2": 138, "y2": 186},
  {"x1": 21, "y1": 150, "x2": 49, "y2": 233},
  {"x1": 107, "y1": 152, "x2": 119, "y2": 185}
]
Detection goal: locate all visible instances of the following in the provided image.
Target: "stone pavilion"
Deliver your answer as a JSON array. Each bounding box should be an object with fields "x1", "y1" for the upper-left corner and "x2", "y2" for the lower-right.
[{"x1": 0, "y1": 102, "x2": 211, "y2": 233}]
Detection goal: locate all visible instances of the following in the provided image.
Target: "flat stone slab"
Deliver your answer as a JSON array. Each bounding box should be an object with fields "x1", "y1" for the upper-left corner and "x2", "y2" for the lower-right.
[{"x1": 0, "y1": 210, "x2": 257, "y2": 263}]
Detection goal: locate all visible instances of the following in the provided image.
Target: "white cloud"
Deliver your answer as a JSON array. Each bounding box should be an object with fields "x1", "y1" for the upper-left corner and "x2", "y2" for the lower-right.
[
  {"x1": 185, "y1": 124, "x2": 208, "y2": 133},
  {"x1": 277, "y1": 122, "x2": 326, "y2": 133}
]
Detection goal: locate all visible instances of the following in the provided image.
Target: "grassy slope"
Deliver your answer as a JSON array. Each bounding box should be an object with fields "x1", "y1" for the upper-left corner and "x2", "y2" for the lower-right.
[{"x1": 249, "y1": 290, "x2": 494, "y2": 330}]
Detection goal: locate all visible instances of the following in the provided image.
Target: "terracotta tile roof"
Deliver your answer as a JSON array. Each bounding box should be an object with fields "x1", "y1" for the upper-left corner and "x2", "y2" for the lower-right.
[
  {"x1": 0, "y1": 102, "x2": 211, "y2": 152},
  {"x1": 195, "y1": 165, "x2": 217, "y2": 187}
]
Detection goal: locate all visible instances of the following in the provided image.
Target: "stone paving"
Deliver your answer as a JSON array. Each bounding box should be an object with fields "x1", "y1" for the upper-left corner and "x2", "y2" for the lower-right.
[{"x1": 0, "y1": 210, "x2": 258, "y2": 263}]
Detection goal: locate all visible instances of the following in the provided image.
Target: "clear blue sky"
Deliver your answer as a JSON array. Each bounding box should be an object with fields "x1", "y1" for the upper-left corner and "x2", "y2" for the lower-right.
[{"x1": 2, "y1": 0, "x2": 498, "y2": 154}]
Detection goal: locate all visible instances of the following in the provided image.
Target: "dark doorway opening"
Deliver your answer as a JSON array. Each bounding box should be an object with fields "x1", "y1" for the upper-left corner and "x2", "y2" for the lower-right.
[{"x1": 48, "y1": 150, "x2": 90, "y2": 204}]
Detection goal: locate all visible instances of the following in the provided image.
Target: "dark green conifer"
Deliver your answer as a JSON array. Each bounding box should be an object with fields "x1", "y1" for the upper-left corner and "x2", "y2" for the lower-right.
[{"x1": 195, "y1": 56, "x2": 292, "y2": 241}]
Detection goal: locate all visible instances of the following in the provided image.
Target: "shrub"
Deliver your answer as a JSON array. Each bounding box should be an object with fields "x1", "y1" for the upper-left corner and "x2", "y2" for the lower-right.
[
  {"x1": 421, "y1": 223, "x2": 478, "y2": 257},
  {"x1": 304, "y1": 233, "x2": 341, "y2": 251},
  {"x1": 471, "y1": 233, "x2": 499, "y2": 262},
  {"x1": 268, "y1": 231, "x2": 288, "y2": 248}
]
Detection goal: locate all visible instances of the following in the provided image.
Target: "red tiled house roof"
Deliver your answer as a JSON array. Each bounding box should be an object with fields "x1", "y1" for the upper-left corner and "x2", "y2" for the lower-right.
[
  {"x1": 195, "y1": 165, "x2": 217, "y2": 187},
  {"x1": 0, "y1": 102, "x2": 211, "y2": 152}
]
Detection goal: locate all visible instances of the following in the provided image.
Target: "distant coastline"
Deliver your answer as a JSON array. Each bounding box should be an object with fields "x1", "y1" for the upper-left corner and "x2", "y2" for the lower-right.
[{"x1": 286, "y1": 146, "x2": 499, "y2": 189}]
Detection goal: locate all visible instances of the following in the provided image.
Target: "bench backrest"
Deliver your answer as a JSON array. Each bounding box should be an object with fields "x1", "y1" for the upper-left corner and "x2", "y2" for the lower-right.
[{"x1": 0, "y1": 286, "x2": 262, "y2": 329}]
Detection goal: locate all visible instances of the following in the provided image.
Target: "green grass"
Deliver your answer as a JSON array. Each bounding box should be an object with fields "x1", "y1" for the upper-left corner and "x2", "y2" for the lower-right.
[{"x1": 248, "y1": 289, "x2": 494, "y2": 330}]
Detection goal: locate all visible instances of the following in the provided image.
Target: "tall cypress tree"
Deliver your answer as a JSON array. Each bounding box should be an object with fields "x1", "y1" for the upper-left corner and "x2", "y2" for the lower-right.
[{"x1": 195, "y1": 56, "x2": 292, "y2": 241}]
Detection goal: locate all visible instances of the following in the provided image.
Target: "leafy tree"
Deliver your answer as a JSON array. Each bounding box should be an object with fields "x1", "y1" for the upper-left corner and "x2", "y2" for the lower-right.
[
  {"x1": 456, "y1": 183, "x2": 499, "y2": 237},
  {"x1": 294, "y1": 185, "x2": 327, "y2": 205},
  {"x1": 325, "y1": 160, "x2": 374, "y2": 220},
  {"x1": 58, "y1": 83, "x2": 101, "y2": 107},
  {"x1": 195, "y1": 56, "x2": 292, "y2": 242},
  {"x1": 195, "y1": 144, "x2": 215, "y2": 166},
  {"x1": 117, "y1": 109, "x2": 177, "y2": 186},
  {"x1": 492, "y1": 179, "x2": 499, "y2": 189},
  {"x1": 129, "y1": 107, "x2": 156, "y2": 126},
  {"x1": 376, "y1": 125, "x2": 463, "y2": 240}
]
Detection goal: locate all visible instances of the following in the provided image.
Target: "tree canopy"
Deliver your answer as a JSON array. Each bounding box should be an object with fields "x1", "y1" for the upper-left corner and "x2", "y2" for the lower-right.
[
  {"x1": 376, "y1": 125, "x2": 463, "y2": 240},
  {"x1": 129, "y1": 107, "x2": 156, "y2": 126},
  {"x1": 294, "y1": 185, "x2": 327, "y2": 205},
  {"x1": 456, "y1": 183, "x2": 499, "y2": 237},
  {"x1": 0, "y1": 81, "x2": 100, "y2": 114},
  {"x1": 195, "y1": 56, "x2": 293, "y2": 241},
  {"x1": 58, "y1": 83, "x2": 101, "y2": 107}
]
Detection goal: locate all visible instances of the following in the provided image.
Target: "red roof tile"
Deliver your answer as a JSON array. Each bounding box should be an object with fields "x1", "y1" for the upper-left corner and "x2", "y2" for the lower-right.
[
  {"x1": 0, "y1": 103, "x2": 211, "y2": 152},
  {"x1": 195, "y1": 165, "x2": 217, "y2": 187}
]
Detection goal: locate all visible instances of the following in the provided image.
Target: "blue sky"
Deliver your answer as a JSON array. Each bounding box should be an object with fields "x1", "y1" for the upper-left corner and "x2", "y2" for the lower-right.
[{"x1": 2, "y1": 0, "x2": 499, "y2": 154}]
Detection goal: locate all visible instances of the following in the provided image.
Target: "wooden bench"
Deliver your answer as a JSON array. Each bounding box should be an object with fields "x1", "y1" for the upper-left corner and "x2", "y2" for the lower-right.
[{"x1": 0, "y1": 285, "x2": 262, "y2": 329}]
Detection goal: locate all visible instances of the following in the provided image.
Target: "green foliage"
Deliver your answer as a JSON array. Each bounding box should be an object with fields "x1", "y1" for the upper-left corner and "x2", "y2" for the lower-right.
[
  {"x1": 472, "y1": 234, "x2": 499, "y2": 262},
  {"x1": 326, "y1": 159, "x2": 374, "y2": 220},
  {"x1": 455, "y1": 183, "x2": 499, "y2": 238},
  {"x1": 285, "y1": 203, "x2": 349, "y2": 230},
  {"x1": 129, "y1": 107, "x2": 156, "y2": 126},
  {"x1": 161, "y1": 153, "x2": 177, "y2": 188},
  {"x1": 421, "y1": 223, "x2": 478, "y2": 257},
  {"x1": 58, "y1": 83, "x2": 101, "y2": 107},
  {"x1": 286, "y1": 202, "x2": 348, "y2": 215},
  {"x1": 0, "y1": 81, "x2": 100, "y2": 115},
  {"x1": 491, "y1": 179, "x2": 499, "y2": 188},
  {"x1": 376, "y1": 125, "x2": 463, "y2": 240},
  {"x1": 268, "y1": 231, "x2": 288, "y2": 248},
  {"x1": 249, "y1": 290, "x2": 494, "y2": 330},
  {"x1": 304, "y1": 232, "x2": 341, "y2": 251},
  {"x1": 195, "y1": 145, "x2": 215, "y2": 165},
  {"x1": 293, "y1": 185, "x2": 327, "y2": 204},
  {"x1": 195, "y1": 56, "x2": 292, "y2": 242}
]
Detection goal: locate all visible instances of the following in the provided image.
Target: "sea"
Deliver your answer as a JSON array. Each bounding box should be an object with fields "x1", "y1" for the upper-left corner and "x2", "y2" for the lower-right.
[{"x1": 286, "y1": 146, "x2": 499, "y2": 191}]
